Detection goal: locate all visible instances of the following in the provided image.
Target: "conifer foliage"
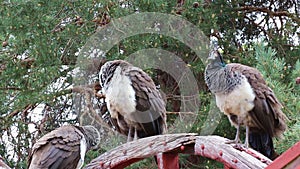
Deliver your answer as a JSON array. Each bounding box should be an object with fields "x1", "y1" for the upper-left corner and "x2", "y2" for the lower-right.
[{"x1": 0, "y1": 0, "x2": 299, "y2": 168}]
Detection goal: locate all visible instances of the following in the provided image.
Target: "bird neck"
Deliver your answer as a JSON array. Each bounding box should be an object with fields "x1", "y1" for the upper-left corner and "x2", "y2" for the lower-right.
[
  {"x1": 206, "y1": 58, "x2": 226, "y2": 73},
  {"x1": 219, "y1": 55, "x2": 226, "y2": 67},
  {"x1": 207, "y1": 48, "x2": 226, "y2": 69},
  {"x1": 205, "y1": 65, "x2": 226, "y2": 93},
  {"x1": 205, "y1": 64, "x2": 241, "y2": 94},
  {"x1": 76, "y1": 126, "x2": 92, "y2": 150}
]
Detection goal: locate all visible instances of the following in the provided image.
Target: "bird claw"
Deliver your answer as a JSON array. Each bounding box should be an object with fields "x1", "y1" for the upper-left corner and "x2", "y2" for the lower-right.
[
  {"x1": 232, "y1": 143, "x2": 249, "y2": 151},
  {"x1": 225, "y1": 138, "x2": 250, "y2": 150},
  {"x1": 225, "y1": 139, "x2": 241, "y2": 145}
]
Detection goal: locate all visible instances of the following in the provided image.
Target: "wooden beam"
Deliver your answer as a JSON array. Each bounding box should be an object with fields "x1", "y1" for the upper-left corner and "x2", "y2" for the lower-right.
[
  {"x1": 266, "y1": 141, "x2": 300, "y2": 169},
  {"x1": 157, "y1": 152, "x2": 179, "y2": 169},
  {"x1": 84, "y1": 134, "x2": 271, "y2": 169}
]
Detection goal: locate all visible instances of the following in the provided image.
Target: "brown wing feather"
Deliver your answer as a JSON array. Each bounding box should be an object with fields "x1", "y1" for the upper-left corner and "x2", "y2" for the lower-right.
[
  {"x1": 126, "y1": 67, "x2": 167, "y2": 137},
  {"x1": 228, "y1": 63, "x2": 287, "y2": 137},
  {"x1": 28, "y1": 126, "x2": 82, "y2": 169},
  {"x1": 112, "y1": 113, "x2": 130, "y2": 136}
]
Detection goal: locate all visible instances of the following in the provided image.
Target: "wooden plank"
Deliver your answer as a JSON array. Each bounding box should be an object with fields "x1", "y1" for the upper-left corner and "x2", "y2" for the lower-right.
[
  {"x1": 84, "y1": 134, "x2": 272, "y2": 169},
  {"x1": 266, "y1": 141, "x2": 300, "y2": 169},
  {"x1": 0, "y1": 156, "x2": 11, "y2": 169},
  {"x1": 194, "y1": 136, "x2": 271, "y2": 169},
  {"x1": 84, "y1": 133, "x2": 197, "y2": 169},
  {"x1": 157, "y1": 152, "x2": 179, "y2": 169},
  {"x1": 285, "y1": 156, "x2": 300, "y2": 169}
]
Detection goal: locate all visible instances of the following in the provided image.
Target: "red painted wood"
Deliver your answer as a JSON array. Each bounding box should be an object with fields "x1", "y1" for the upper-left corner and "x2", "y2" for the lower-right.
[
  {"x1": 224, "y1": 164, "x2": 233, "y2": 169},
  {"x1": 157, "y1": 153, "x2": 179, "y2": 169},
  {"x1": 112, "y1": 158, "x2": 143, "y2": 169},
  {"x1": 289, "y1": 157, "x2": 300, "y2": 169},
  {"x1": 266, "y1": 141, "x2": 300, "y2": 169},
  {"x1": 84, "y1": 135, "x2": 272, "y2": 168}
]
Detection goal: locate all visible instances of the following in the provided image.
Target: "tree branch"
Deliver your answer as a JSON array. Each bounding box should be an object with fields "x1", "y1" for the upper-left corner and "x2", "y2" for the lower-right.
[
  {"x1": 71, "y1": 85, "x2": 111, "y2": 132},
  {"x1": 0, "y1": 87, "x2": 21, "y2": 90},
  {"x1": 244, "y1": 15, "x2": 273, "y2": 39},
  {"x1": 166, "y1": 111, "x2": 195, "y2": 115},
  {"x1": 7, "y1": 104, "x2": 35, "y2": 118},
  {"x1": 237, "y1": 6, "x2": 300, "y2": 23},
  {"x1": 238, "y1": 6, "x2": 290, "y2": 16}
]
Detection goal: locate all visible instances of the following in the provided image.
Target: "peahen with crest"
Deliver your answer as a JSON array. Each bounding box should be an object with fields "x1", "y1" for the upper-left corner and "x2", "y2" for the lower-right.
[{"x1": 204, "y1": 45, "x2": 287, "y2": 160}]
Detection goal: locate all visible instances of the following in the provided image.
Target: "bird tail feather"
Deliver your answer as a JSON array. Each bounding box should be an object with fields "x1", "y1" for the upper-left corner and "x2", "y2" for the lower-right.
[{"x1": 249, "y1": 132, "x2": 279, "y2": 160}]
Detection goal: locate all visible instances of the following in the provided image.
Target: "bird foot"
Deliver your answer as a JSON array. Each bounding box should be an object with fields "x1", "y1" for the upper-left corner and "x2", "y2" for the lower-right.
[
  {"x1": 225, "y1": 138, "x2": 250, "y2": 150},
  {"x1": 232, "y1": 143, "x2": 249, "y2": 151},
  {"x1": 127, "y1": 136, "x2": 139, "y2": 142},
  {"x1": 127, "y1": 128, "x2": 138, "y2": 142},
  {"x1": 225, "y1": 139, "x2": 241, "y2": 145},
  {"x1": 127, "y1": 136, "x2": 133, "y2": 142}
]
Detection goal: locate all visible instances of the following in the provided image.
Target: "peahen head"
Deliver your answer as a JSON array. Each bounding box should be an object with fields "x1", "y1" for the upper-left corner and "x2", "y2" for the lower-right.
[
  {"x1": 206, "y1": 48, "x2": 226, "y2": 70},
  {"x1": 81, "y1": 125, "x2": 101, "y2": 150}
]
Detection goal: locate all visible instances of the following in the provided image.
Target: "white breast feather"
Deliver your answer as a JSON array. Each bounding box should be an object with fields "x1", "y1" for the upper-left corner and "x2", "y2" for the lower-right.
[
  {"x1": 104, "y1": 66, "x2": 136, "y2": 118},
  {"x1": 76, "y1": 136, "x2": 87, "y2": 169},
  {"x1": 215, "y1": 76, "x2": 255, "y2": 119}
]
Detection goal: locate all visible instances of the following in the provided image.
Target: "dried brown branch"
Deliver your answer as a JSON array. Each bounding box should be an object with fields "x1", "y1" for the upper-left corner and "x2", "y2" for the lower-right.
[
  {"x1": 166, "y1": 111, "x2": 195, "y2": 115},
  {"x1": 0, "y1": 57, "x2": 35, "y2": 75},
  {"x1": 244, "y1": 15, "x2": 273, "y2": 39},
  {"x1": 166, "y1": 94, "x2": 199, "y2": 101},
  {"x1": 93, "y1": 12, "x2": 111, "y2": 27},
  {"x1": 71, "y1": 85, "x2": 111, "y2": 131},
  {"x1": 237, "y1": 6, "x2": 300, "y2": 23},
  {"x1": 0, "y1": 87, "x2": 21, "y2": 90},
  {"x1": 21, "y1": 104, "x2": 36, "y2": 119},
  {"x1": 51, "y1": 16, "x2": 69, "y2": 33},
  {"x1": 36, "y1": 107, "x2": 50, "y2": 137},
  {"x1": 238, "y1": 6, "x2": 290, "y2": 17},
  {"x1": 60, "y1": 38, "x2": 74, "y2": 63},
  {"x1": 72, "y1": 83, "x2": 105, "y2": 99},
  {"x1": 7, "y1": 104, "x2": 35, "y2": 118},
  {"x1": 20, "y1": 58, "x2": 35, "y2": 68},
  {"x1": 72, "y1": 86, "x2": 95, "y2": 95}
]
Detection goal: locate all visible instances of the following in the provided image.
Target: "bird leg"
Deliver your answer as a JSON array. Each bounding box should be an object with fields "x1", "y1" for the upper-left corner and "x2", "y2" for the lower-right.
[
  {"x1": 244, "y1": 126, "x2": 249, "y2": 148},
  {"x1": 226, "y1": 124, "x2": 241, "y2": 144},
  {"x1": 133, "y1": 127, "x2": 138, "y2": 141},
  {"x1": 127, "y1": 126, "x2": 133, "y2": 142}
]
